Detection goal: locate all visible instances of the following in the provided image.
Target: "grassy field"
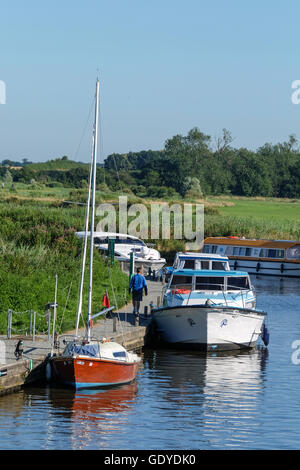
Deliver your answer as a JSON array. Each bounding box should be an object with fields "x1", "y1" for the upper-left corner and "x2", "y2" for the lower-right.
[{"x1": 207, "y1": 196, "x2": 300, "y2": 222}]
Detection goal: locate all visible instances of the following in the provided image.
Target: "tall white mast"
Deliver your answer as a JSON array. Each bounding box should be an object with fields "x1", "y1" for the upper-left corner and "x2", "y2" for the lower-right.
[
  {"x1": 87, "y1": 78, "x2": 100, "y2": 342},
  {"x1": 75, "y1": 134, "x2": 94, "y2": 338}
]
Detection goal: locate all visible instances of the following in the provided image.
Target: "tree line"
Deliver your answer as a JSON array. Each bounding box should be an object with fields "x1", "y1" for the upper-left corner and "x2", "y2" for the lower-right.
[
  {"x1": 103, "y1": 128, "x2": 300, "y2": 199},
  {"x1": 2, "y1": 128, "x2": 300, "y2": 198}
]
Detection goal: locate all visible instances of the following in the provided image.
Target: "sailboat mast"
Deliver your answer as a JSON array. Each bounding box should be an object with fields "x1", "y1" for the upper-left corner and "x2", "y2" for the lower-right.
[
  {"x1": 75, "y1": 133, "x2": 94, "y2": 338},
  {"x1": 87, "y1": 79, "x2": 100, "y2": 342}
]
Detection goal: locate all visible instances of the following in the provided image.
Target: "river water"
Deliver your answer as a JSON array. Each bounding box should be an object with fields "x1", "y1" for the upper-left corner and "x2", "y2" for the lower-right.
[{"x1": 0, "y1": 276, "x2": 300, "y2": 450}]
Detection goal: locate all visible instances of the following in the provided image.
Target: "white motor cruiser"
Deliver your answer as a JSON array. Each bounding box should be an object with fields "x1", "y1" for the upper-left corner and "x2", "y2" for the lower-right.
[{"x1": 152, "y1": 268, "x2": 268, "y2": 351}]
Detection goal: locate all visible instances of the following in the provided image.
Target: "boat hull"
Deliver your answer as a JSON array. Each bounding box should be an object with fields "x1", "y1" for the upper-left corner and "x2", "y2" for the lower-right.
[
  {"x1": 50, "y1": 356, "x2": 140, "y2": 389},
  {"x1": 152, "y1": 305, "x2": 265, "y2": 351},
  {"x1": 229, "y1": 259, "x2": 300, "y2": 277}
]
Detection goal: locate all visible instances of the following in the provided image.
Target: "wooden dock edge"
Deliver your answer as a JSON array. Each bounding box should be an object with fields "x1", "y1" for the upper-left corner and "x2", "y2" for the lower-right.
[{"x1": 0, "y1": 356, "x2": 45, "y2": 397}]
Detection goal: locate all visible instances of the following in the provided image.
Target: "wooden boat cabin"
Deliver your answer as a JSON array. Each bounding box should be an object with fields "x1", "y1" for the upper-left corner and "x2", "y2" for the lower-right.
[{"x1": 202, "y1": 237, "x2": 300, "y2": 277}]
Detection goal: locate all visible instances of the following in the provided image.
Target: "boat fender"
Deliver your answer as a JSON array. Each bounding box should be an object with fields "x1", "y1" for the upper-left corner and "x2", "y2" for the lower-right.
[
  {"x1": 261, "y1": 323, "x2": 270, "y2": 346},
  {"x1": 280, "y1": 263, "x2": 284, "y2": 273},
  {"x1": 256, "y1": 262, "x2": 260, "y2": 273},
  {"x1": 234, "y1": 260, "x2": 238, "y2": 270},
  {"x1": 45, "y1": 361, "x2": 52, "y2": 382}
]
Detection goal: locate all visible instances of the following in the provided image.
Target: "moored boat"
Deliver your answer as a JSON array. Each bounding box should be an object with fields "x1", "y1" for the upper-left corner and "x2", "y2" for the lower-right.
[
  {"x1": 202, "y1": 237, "x2": 300, "y2": 277},
  {"x1": 76, "y1": 231, "x2": 166, "y2": 273},
  {"x1": 151, "y1": 268, "x2": 268, "y2": 351},
  {"x1": 51, "y1": 340, "x2": 140, "y2": 389}
]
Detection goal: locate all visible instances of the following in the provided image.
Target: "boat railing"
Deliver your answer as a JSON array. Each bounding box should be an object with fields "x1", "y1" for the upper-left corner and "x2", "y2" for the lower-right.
[{"x1": 167, "y1": 282, "x2": 254, "y2": 294}]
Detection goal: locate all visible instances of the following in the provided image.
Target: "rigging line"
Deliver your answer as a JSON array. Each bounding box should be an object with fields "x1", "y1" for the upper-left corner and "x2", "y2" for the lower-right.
[
  {"x1": 98, "y1": 92, "x2": 106, "y2": 185},
  {"x1": 72, "y1": 94, "x2": 95, "y2": 162},
  {"x1": 58, "y1": 281, "x2": 73, "y2": 332}
]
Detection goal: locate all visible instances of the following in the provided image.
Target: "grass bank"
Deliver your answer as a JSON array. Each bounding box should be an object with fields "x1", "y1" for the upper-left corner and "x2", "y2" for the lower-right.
[{"x1": 0, "y1": 200, "x2": 130, "y2": 335}]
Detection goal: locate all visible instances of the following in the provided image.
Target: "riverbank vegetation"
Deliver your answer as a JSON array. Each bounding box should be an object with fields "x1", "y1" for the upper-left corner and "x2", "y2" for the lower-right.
[
  {"x1": 0, "y1": 200, "x2": 130, "y2": 335},
  {"x1": 1, "y1": 127, "x2": 300, "y2": 333}
]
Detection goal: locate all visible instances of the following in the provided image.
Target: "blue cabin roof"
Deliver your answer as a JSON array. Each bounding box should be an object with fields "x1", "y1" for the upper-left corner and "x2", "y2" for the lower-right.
[
  {"x1": 172, "y1": 269, "x2": 249, "y2": 277},
  {"x1": 176, "y1": 255, "x2": 229, "y2": 261}
]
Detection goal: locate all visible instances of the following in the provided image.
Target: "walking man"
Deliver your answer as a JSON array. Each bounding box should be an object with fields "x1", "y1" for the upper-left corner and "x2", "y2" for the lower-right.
[{"x1": 129, "y1": 267, "x2": 148, "y2": 316}]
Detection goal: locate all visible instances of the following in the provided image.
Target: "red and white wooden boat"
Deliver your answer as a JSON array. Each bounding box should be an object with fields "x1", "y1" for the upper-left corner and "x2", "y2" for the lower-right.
[{"x1": 51, "y1": 340, "x2": 140, "y2": 389}]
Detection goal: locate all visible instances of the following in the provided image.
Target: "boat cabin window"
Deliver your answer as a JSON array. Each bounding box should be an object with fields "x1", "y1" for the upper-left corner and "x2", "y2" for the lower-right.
[
  {"x1": 227, "y1": 276, "x2": 250, "y2": 290},
  {"x1": 225, "y1": 246, "x2": 234, "y2": 255},
  {"x1": 231, "y1": 247, "x2": 253, "y2": 256},
  {"x1": 286, "y1": 246, "x2": 300, "y2": 260},
  {"x1": 201, "y1": 261, "x2": 210, "y2": 269},
  {"x1": 259, "y1": 248, "x2": 284, "y2": 259},
  {"x1": 195, "y1": 276, "x2": 224, "y2": 291},
  {"x1": 211, "y1": 261, "x2": 227, "y2": 270},
  {"x1": 94, "y1": 237, "x2": 109, "y2": 244},
  {"x1": 115, "y1": 237, "x2": 145, "y2": 246},
  {"x1": 183, "y1": 259, "x2": 196, "y2": 269},
  {"x1": 203, "y1": 244, "x2": 218, "y2": 254},
  {"x1": 170, "y1": 275, "x2": 193, "y2": 289}
]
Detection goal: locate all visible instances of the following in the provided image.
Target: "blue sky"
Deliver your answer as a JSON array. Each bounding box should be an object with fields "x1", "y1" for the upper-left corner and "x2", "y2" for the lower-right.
[{"x1": 1, "y1": 0, "x2": 300, "y2": 163}]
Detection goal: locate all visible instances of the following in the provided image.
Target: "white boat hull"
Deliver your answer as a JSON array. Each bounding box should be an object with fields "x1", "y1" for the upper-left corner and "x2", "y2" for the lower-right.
[
  {"x1": 152, "y1": 305, "x2": 265, "y2": 351},
  {"x1": 229, "y1": 259, "x2": 300, "y2": 277}
]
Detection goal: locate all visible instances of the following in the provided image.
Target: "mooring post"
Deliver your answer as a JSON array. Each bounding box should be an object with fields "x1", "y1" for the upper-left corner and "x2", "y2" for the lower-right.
[
  {"x1": 29, "y1": 310, "x2": 33, "y2": 336},
  {"x1": 33, "y1": 311, "x2": 36, "y2": 342},
  {"x1": 7, "y1": 310, "x2": 12, "y2": 339}
]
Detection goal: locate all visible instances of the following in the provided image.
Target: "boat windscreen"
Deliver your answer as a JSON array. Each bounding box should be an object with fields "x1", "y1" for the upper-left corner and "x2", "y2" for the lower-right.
[
  {"x1": 95, "y1": 237, "x2": 145, "y2": 246},
  {"x1": 170, "y1": 275, "x2": 193, "y2": 289},
  {"x1": 227, "y1": 277, "x2": 250, "y2": 290},
  {"x1": 195, "y1": 276, "x2": 224, "y2": 290}
]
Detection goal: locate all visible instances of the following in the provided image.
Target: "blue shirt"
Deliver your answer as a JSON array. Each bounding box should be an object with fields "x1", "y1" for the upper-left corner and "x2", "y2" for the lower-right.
[{"x1": 129, "y1": 274, "x2": 148, "y2": 294}]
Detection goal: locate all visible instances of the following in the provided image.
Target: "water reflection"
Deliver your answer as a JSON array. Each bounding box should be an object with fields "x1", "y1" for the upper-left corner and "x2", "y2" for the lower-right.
[
  {"x1": 1, "y1": 275, "x2": 300, "y2": 449},
  {"x1": 143, "y1": 347, "x2": 268, "y2": 448},
  {"x1": 46, "y1": 382, "x2": 138, "y2": 449},
  {"x1": 251, "y1": 274, "x2": 300, "y2": 296}
]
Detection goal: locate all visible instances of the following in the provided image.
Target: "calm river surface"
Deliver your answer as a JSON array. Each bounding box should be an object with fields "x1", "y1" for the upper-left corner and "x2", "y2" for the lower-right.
[{"x1": 0, "y1": 276, "x2": 300, "y2": 450}]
